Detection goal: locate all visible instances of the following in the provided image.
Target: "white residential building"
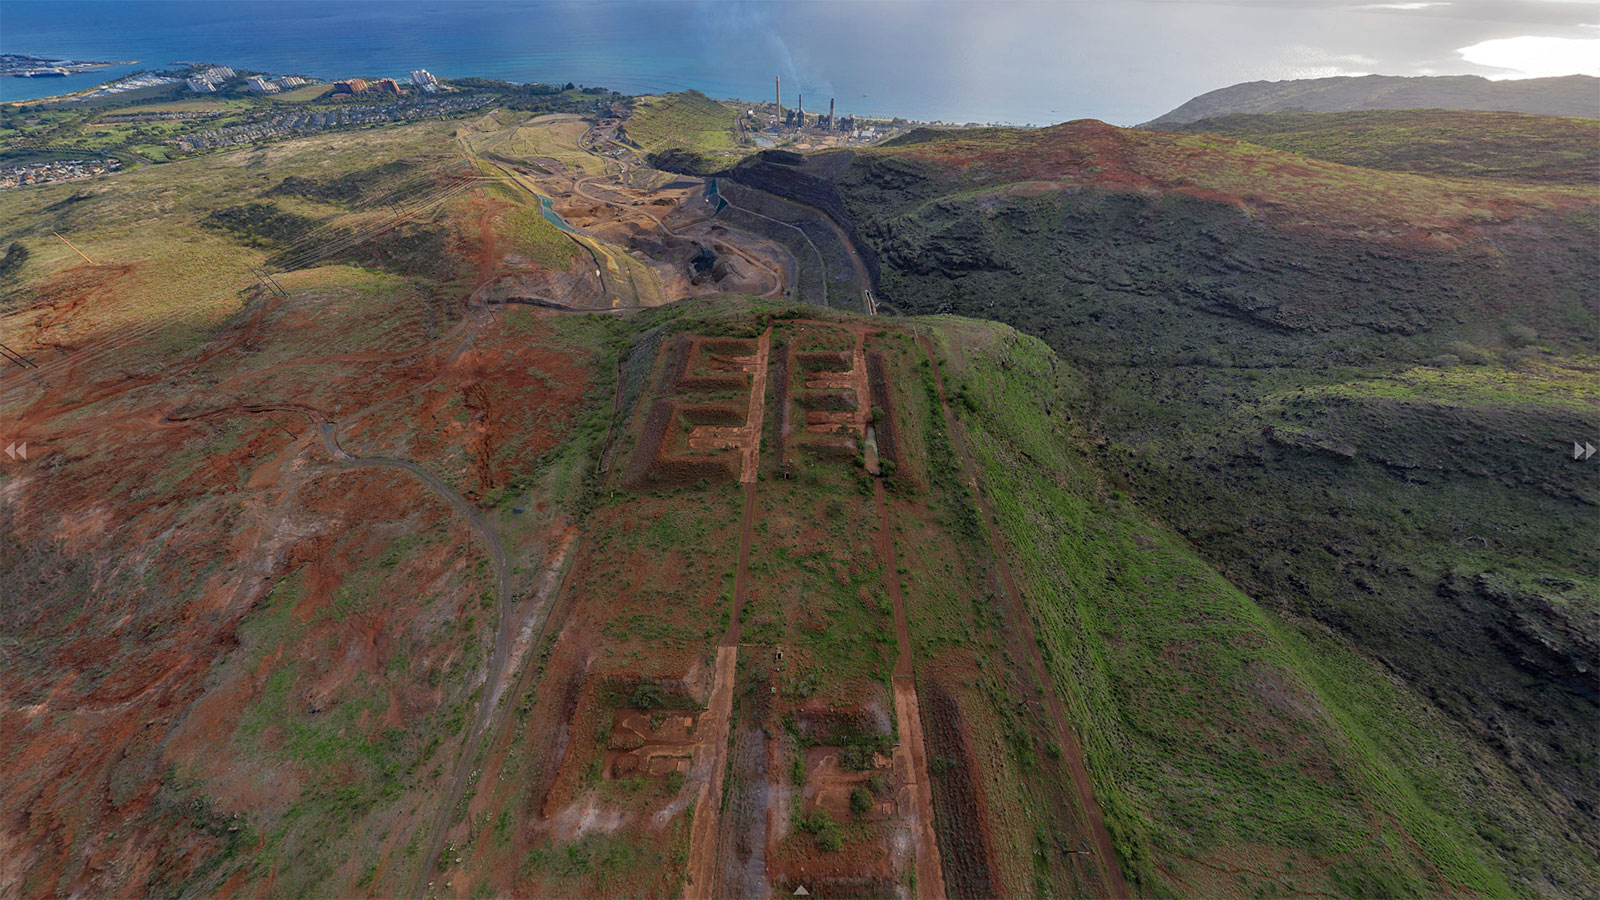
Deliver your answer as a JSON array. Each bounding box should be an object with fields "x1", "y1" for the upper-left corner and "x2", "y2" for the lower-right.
[
  {"x1": 245, "y1": 75, "x2": 279, "y2": 94},
  {"x1": 187, "y1": 77, "x2": 217, "y2": 93}
]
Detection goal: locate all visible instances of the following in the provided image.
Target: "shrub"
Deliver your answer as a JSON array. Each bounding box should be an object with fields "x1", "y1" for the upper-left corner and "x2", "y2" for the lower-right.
[
  {"x1": 629, "y1": 683, "x2": 665, "y2": 709},
  {"x1": 798, "y1": 809, "x2": 844, "y2": 852},
  {"x1": 850, "y1": 786, "x2": 873, "y2": 815},
  {"x1": 0, "y1": 241, "x2": 28, "y2": 282}
]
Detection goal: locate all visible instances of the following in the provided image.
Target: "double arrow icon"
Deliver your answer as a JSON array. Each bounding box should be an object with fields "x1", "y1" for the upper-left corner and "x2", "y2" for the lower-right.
[
  {"x1": 1575, "y1": 442, "x2": 1596, "y2": 461},
  {"x1": 3, "y1": 441, "x2": 25, "y2": 461}
]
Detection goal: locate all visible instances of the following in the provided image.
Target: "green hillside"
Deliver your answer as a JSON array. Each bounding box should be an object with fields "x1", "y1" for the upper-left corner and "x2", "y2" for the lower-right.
[
  {"x1": 623, "y1": 90, "x2": 743, "y2": 155},
  {"x1": 1169, "y1": 109, "x2": 1600, "y2": 183},
  {"x1": 756, "y1": 121, "x2": 1600, "y2": 897},
  {"x1": 4, "y1": 73, "x2": 1596, "y2": 900},
  {"x1": 925, "y1": 320, "x2": 1587, "y2": 897}
]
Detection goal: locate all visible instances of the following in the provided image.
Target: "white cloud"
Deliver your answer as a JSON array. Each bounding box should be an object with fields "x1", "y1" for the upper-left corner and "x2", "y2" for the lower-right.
[
  {"x1": 1457, "y1": 34, "x2": 1600, "y2": 78},
  {"x1": 1257, "y1": 44, "x2": 1378, "y2": 80}
]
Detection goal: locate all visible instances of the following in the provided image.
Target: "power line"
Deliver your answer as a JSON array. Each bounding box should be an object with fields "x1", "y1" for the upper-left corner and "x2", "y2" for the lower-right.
[{"x1": 0, "y1": 342, "x2": 38, "y2": 369}]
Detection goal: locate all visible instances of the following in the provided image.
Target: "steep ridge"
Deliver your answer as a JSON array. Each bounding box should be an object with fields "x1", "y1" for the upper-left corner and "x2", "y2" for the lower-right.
[{"x1": 798, "y1": 119, "x2": 1599, "y2": 898}]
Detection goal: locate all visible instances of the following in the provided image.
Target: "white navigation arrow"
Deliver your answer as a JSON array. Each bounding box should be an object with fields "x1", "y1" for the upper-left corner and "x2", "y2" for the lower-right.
[
  {"x1": 1579, "y1": 442, "x2": 1597, "y2": 461},
  {"x1": 794, "y1": 888, "x2": 810, "y2": 897},
  {"x1": 3, "y1": 441, "x2": 24, "y2": 460}
]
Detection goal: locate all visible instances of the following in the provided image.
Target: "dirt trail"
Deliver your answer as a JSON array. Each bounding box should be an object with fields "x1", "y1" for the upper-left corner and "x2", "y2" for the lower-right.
[
  {"x1": 916, "y1": 333, "x2": 1130, "y2": 900},
  {"x1": 716, "y1": 180, "x2": 875, "y2": 313},
  {"x1": 876, "y1": 475, "x2": 949, "y2": 900},
  {"x1": 683, "y1": 645, "x2": 739, "y2": 900},
  {"x1": 682, "y1": 325, "x2": 771, "y2": 898},
  {"x1": 740, "y1": 328, "x2": 772, "y2": 484}
]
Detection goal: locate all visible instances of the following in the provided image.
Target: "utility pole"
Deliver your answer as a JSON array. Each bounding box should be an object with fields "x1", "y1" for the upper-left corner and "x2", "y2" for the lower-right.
[{"x1": 53, "y1": 232, "x2": 94, "y2": 265}]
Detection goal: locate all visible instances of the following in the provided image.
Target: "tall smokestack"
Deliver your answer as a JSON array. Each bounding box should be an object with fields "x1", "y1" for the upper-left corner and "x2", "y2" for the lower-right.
[
  {"x1": 776, "y1": 75, "x2": 781, "y2": 115},
  {"x1": 798, "y1": 93, "x2": 803, "y2": 123},
  {"x1": 829, "y1": 97, "x2": 835, "y2": 130}
]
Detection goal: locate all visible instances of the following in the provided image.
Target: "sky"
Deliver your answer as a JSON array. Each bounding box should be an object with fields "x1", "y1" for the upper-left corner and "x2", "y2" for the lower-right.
[
  {"x1": 734, "y1": 0, "x2": 1600, "y2": 122},
  {"x1": 3, "y1": 0, "x2": 1597, "y2": 124},
  {"x1": 1223, "y1": 0, "x2": 1600, "y2": 79}
]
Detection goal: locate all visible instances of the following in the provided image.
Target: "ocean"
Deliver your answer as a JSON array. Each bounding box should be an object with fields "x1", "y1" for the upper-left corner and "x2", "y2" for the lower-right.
[{"x1": 0, "y1": 0, "x2": 1555, "y2": 125}]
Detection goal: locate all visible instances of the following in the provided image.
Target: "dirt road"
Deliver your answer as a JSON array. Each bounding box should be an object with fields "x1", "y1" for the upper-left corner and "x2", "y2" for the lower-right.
[
  {"x1": 877, "y1": 475, "x2": 949, "y2": 900},
  {"x1": 317, "y1": 422, "x2": 522, "y2": 897},
  {"x1": 570, "y1": 173, "x2": 787, "y2": 301},
  {"x1": 683, "y1": 645, "x2": 740, "y2": 900},
  {"x1": 917, "y1": 333, "x2": 1130, "y2": 900},
  {"x1": 683, "y1": 325, "x2": 771, "y2": 898}
]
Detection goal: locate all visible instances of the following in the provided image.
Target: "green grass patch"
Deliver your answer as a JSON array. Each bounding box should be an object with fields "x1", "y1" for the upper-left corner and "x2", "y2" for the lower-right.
[{"x1": 624, "y1": 91, "x2": 742, "y2": 156}]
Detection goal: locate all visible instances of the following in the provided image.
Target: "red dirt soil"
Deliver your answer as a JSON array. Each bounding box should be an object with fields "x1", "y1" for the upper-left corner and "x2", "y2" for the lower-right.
[{"x1": 0, "y1": 195, "x2": 598, "y2": 898}]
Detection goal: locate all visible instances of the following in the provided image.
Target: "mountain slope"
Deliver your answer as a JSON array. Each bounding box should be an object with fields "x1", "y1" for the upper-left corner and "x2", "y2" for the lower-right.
[
  {"x1": 1168, "y1": 109, "x2": 1600, "y2": 184},
  {"x1": 737, "y1": 120, "x2": 1600, "y2": 897},
  {"x1": 1143, "y1": 74, "x2": 1600, "y2": 127}
]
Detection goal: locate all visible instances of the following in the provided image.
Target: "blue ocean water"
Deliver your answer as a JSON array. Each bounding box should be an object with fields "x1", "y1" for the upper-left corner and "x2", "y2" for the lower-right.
[{"x1": 0, "y1": 1, "x2": 1557, "y2": 125}]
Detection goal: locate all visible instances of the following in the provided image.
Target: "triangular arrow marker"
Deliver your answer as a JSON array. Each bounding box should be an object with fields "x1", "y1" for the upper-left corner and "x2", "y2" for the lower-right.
[
  {"x1": 1577, "y1": 442, "x2": 1586, "y2": 460},
  {"x1": 15, "y1": 443, "x2": 24, "y2": 460},
  {"x1": 1586, "y1": 442, "x2": 1596, "y2": 461},
  {"x1": 3, "y1": 442, "x2": 13, "y2": 460},
  {"x1": 794, "y1": 887, "x2": 810, "y2": 896}
]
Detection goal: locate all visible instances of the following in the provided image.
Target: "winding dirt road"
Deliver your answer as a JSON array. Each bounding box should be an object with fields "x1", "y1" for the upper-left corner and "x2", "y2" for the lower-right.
[
  {"x1": 570, "y1": 173, "x2": 787, "y2": 300},
  {"x1": 317, "y1": 421, "x2": 520, "y2": 899}
]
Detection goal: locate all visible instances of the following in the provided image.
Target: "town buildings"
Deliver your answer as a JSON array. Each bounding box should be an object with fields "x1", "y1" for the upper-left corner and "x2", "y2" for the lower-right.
[
  {"x1": 169, "y1": 94, "x2": 490, "y2": 154},
  {"x1": 186, "y1": 66, "x2": 235, "y2": 93},
  {"x1": 1, "y1": 158, "x2": 121, "y2": 191},
  {"x1": 410, "y1": 69, "x2": 440, "y2": 92}
]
